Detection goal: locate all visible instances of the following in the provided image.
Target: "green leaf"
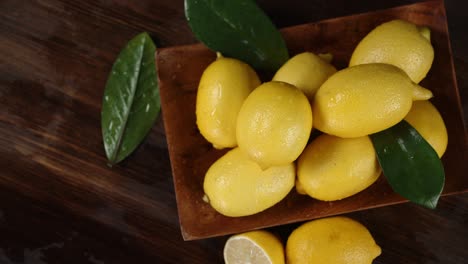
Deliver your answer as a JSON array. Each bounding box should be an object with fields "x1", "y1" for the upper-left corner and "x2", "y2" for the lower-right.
[
  {"x1": 370, "y1": 120, "x2": 445, "y2": 209},
  {"x1": 184, "y1": 0, "x2": 289, "y2": 71},
  {"x1": 101, "y1": 32, "x2": 160, "y2": 165}
]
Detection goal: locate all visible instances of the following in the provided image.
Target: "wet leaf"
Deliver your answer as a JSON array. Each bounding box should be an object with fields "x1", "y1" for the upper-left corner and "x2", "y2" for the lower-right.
[
  {"x1": 370, "y1": 121, "x2": 445, "y2": 209},
  {"x1": 101, "y1": 32, "x2": 160, "y2": 165},
  {"x1": 185, "y1": 0, "x2": 289, "y2": 71}
]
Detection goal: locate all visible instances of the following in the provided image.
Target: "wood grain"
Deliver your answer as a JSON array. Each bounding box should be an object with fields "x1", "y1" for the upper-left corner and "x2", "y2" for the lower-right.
[
  {"x1": 158, "y1": 0, "x2": 467, "y2": 240},
  {"x1": 0, "y1": 0, "x2": 467, "y2": 263}
]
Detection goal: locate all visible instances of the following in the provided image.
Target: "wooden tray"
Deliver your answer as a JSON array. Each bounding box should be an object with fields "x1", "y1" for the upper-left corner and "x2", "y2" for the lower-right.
[{"x1": 157, "y1": 0, "x2": 467, "y2": 240}]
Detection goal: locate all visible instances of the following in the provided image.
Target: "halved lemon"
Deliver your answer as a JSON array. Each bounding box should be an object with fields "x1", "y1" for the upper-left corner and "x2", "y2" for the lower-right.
[{"x1": 224, "y1": 230, "x2": 285, "y2": 264}]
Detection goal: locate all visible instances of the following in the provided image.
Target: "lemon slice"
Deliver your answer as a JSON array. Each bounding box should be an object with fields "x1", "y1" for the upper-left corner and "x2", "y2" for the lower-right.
[{"x1": 224, "y1": 230, "x2": 285, "y2": 264}]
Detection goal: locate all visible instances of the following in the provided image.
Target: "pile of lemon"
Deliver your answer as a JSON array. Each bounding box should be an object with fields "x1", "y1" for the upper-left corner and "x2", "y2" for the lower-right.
[{"x1": 196, "y1": 19, "x2": 448, "y2": 263}]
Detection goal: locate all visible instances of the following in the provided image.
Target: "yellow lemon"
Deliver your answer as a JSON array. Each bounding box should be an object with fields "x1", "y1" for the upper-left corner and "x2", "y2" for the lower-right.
[
  {"x1": 203, "y1": 148, "x2": 295, "y2": 217},
  {"x1": 313, "y1": 63, "x2": 433, "y2": 138},
  {"x1": 237, "y1": 81, "x2": 312, "y2": 168},
  {"x1": 196, "y1": 54, "x2": 260, "y2": 149},
  {"x1": 273, "y1": 52, "x2": 337, "y2": 100},
  {"x1": 297, "y1": 134, "x2": 381, "y2": 201},
  {"x1": 224, "y1": 230, "x2": 285, "y2": 264},
  {"x1": 350, "y1": 19, "x2": 434, "y2": 83},
  {"x1": 286, "y1": 217, "x2": 381, "y2": 264},
  {"x1": 404, "y1": 100, "x2": 448, "y2": 157}
]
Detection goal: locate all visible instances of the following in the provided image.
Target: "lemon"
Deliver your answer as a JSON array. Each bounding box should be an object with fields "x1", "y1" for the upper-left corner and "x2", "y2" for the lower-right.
[
  {"x1": 297, "y1": 134, "x2": 381, "y2": 201},
  {"x1": 404, "y1": 100, "x2": 448, "y2": 157},
  {"x1": 286, "y1": 217, "x2": 381, "y2": 264},
  {"x1": 196, "y1": 54, "x2": 260, "y2": 149},
  {"x1": 350, "y1": 19, "x2": 434, "y2": 83},
  {"x1": 203, "y1": 148, "x2": 295, "y2": 217},
  {"x1": 237, "y1": 81, "x2": 312, "y2": 168},
  {"x1": 313, "y1": 63, "x2": 433, "y2": 138},
  {"x1": 224, "y1": 230, "x2": 285, "y2": 264},
  {"x1": 273, "y1": 52, "x2": 337, "y2": 100}
]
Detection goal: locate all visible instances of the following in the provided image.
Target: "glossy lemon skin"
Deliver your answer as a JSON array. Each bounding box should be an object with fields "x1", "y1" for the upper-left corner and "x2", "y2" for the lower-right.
[
  {"x1": 203, "y1": 148, "x2": 295, "y2": 217},
  {"x1": 313, "y1": 63, "x2": 432, "y2": 138},
  {"x1": 224, "y1": 230, "x2": 285, "y2": 264},
  {"x1": 236, "y1": 81, "x2": 312, "y2": 168},
  {"x1": 273, "y1": 52, "x2": 337, "y2": 100},
  {"x1": 404, "y1": 100, "x2": 448, "y2": 157},
  {"x1": 350, "y1": 19, "x2": 434, "y2": 83},
  {"x1": 286, "y1": 217, "x2": 381, "y2": 264},
  {"x1": 196, "y1": 57, "x2": 260, "y2": 149},
  {"x1": 297, "y1": 134, "x2": 381, "y2": 201}
]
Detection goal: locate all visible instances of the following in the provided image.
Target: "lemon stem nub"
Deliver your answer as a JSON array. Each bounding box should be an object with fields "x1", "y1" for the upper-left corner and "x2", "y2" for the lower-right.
[
  {"x1": 318, "y1": 53, "x2": 333, "y2": 63},
  {"x1": 216, "y1": 52, "x2": 223, "y2": 59},
  {"x1": 202, "y1": 194, "x2": 210, "y2": 203},
  {"x1": 295, "y1": 179, "x2": 307, "y2": 195},
  {"x1": 412, "y1": 84, "x2": 433, "y2": 101},
  {"x1": 419, "y1": 26, "x2": 431, "y2": 42}
]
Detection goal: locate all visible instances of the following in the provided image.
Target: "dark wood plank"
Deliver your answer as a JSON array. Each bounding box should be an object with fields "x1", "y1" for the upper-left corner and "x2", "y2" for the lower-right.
[{"x1": 0, "y1": 0, "x2": 467, "y2": 263}]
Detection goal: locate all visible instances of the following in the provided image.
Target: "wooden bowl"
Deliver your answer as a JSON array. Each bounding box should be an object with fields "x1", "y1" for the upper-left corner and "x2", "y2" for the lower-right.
[{"x1": 157, "y1": 0, "x2": 467, "y2": 240}]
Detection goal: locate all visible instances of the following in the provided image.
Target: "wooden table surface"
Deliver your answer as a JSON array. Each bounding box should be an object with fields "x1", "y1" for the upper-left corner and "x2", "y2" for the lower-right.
[{"x1": 0, "y1": 0, "x2": 466, "y2": 263}]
